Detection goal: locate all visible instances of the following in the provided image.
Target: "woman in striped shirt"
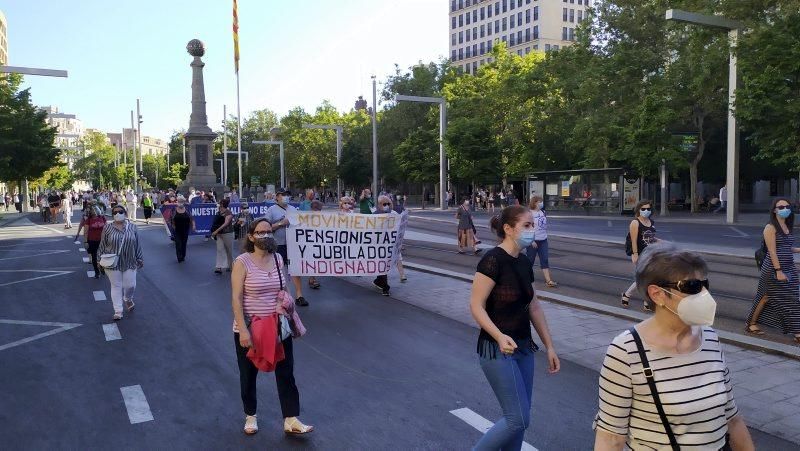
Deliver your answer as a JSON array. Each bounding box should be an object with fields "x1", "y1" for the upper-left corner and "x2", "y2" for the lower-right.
[
  {"x1": 594, "y1": 244, "x2": 753, "y2": 451},
  {"x1": 98, "y1": 205, "x2": 144, "y2": 321},
  {"x1": 231, "y1": 218, "x2": 313, "y2": 437}
]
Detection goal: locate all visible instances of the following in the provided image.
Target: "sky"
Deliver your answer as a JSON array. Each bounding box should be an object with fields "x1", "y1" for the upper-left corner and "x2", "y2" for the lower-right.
[{"x1": 0, "y1": 0, "x2": 448, "y2": 141}]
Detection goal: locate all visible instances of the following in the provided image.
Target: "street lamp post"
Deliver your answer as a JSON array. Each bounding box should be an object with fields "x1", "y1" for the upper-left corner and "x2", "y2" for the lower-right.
[
  {"x1": 395, "y1": 94, "x2": 448, "y2": 210},
  {"x1": 215, "y1": 158, "x2": 224, "y2": 184},
  {"x1": 130, "y1": 111, "x2": 138, "y2": 194},
  {"x1": 302, "y1": 123, "x2": 343, "y2": 198},
  {"x1": 371, "y1": 75, "x2": 379, "y2": 196},
  {"x1": 252, "y1": 140, "x2": 285, "y2": 188},
  {"x1": 0, "y1": 65, "x2": 68, "y2": 212},
  {"x1": 666, "y1": 9, "x2": 742, "y2": 224}
]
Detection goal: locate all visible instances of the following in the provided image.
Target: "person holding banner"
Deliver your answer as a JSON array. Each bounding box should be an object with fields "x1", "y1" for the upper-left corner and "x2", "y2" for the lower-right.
[
  {"x1": 359, "y1": 188, "x2": 375, "y2": 214},
  {"x1": 212, "y1": 198, "x2": 235, "y2": 274},
  {"x1": 235, "y1": 202, "x2": 255, "y2": 253},
  {"x1": 469, "y1": 205, "x2": 560, "y2": 450},
  {"x1": 231, "y1": 218, "x2": 313, "y2": 437},
  {"x1": 266, "y1": 189, "x2": 309, "y2": 307},
  {"x1": 371, "y1": 195, "x2": 397, "y2": 296}
]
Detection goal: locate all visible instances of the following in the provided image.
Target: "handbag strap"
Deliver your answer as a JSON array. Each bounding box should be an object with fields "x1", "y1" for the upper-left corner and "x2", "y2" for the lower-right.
[
  {"x1": 274, "y1": 253, "x2": 283, "y2": 291},
  {"x1": 116, "y1": 223, "x2": 128, "y2": 254},
  {"x1": 629, "y1": 327, "x2": 680, "y2": 451}
]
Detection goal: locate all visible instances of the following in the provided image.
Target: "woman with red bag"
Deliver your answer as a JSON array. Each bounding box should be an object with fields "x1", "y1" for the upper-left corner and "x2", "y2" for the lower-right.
[
  {"x1": 230, "y1": 218, "x2": 313, "y2": 437},
  {"x1": 83, "y1": 204, "x2": 107, "y2": 279}
]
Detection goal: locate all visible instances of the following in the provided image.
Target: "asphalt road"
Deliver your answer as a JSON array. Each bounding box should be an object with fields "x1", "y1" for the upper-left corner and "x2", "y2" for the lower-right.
[
  {"x1": 0, "y1": 213, "x2": 794, "y2": 450},
  {"x1": 404, "y1": 210, "x2": 800, "y2": 347}
]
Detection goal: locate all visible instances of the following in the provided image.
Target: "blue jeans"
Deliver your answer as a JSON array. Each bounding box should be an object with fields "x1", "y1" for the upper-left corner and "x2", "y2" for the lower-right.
[
  {"x1": 474, "y1": 340, "x2": 535, "y2": 451},
  {"x1": 525, "y1": 239, "x2": 550, "y2": 269}
]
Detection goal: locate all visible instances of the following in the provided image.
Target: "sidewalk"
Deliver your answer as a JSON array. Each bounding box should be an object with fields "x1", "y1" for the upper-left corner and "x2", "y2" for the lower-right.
[{"x1": 344, "y1": 269, "x2": 800, "y2": 444}]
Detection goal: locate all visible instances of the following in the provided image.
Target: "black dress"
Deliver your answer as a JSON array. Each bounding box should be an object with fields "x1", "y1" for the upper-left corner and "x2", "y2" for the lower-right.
[
  {"x1": 172, "y1": 210, "x2": 192, "y2": 261},
  {"x1": 748, "y1": 231, "x2": 800, "y2": 334}
]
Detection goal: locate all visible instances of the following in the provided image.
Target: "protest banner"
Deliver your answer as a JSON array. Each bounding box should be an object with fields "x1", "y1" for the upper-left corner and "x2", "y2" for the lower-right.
[
  {"x1": 286, "y1": 210, "x2": 405, "y2": 276},
  {"x1": 160, "y1": 202, "x2": 300, "y2": 237}
]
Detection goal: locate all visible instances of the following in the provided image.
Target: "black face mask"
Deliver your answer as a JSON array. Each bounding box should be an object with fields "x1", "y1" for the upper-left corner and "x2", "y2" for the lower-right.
[{"x1": 254, "y1": 236, "x2": 277, "y2": 253}]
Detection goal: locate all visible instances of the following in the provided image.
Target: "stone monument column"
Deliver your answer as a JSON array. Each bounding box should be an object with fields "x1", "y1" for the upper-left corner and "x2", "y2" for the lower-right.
[{"x1": 180, "y1": 39, "x2": 223, "y2": 194}]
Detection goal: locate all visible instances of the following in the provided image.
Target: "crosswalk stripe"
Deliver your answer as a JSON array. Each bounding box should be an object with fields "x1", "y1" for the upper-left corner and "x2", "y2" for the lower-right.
[
  {"x1": 450, "y1": 408, "x2": 538, "y2": 451},
  {"x1": 120, "y1": 385, "x2": 154, "y2": 424},
  {"x1": 93, "y1": 291, "x2": 106, "y2": 301},
  {"x1": 102, "y1": 323, "x2": 122, "y2": 341}
]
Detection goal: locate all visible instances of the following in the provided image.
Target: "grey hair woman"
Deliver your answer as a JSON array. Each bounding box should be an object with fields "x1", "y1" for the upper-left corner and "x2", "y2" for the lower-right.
[{"x1": 594, "y1": 243, "x2": 753, "y2": 451}]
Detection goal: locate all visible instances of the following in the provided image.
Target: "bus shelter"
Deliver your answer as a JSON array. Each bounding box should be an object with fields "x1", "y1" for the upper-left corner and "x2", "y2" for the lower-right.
[{"x1": 527, "y1": 168, "x2": 641, "y2": 215}]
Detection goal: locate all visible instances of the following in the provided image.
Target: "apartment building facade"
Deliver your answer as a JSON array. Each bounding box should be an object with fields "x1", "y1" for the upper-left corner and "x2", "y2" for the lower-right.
[
  {"x1": 0, "y1": 9, "x2": 7, "y2": 66},
  {"x1": 107, "y1": 128, "x2": 168, "y2": 158},
  {"x1": 449, "y1": 0, "x2": 590, "y2": 74}
]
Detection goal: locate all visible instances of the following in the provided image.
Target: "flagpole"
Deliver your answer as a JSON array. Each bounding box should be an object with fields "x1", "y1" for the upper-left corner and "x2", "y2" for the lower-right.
[{"x1": 236, "y1": 79, "x2": 243, "y2": 198}]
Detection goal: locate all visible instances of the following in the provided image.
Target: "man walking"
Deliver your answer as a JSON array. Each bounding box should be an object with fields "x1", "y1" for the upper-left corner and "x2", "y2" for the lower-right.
[
  {"x1": 265, "y1": 188, "x2": 309, "y2": 307},
  {"x1": 715, "y1": 184, "x2": 727, "y2": 213}
]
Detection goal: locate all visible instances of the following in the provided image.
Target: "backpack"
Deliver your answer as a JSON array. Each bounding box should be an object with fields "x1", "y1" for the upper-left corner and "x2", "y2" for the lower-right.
[
  {"x1": 625, "y1": 233, "x2": 634, "y2": 256},
  {"x1": 755, "y1": 240, "x2": 767, "y2": 270}
]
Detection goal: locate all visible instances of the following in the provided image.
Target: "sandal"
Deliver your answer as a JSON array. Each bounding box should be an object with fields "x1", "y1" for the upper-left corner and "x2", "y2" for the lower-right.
[
  {"x1": 546, "y1": 280, "x2": 558, "y2": 288},
  {"x1": 620, "y1": 293, "x2": 630, "y2": 308},
  {"x1": 284, "y1": 417, "x2": 314, "y2": 435},
  {"x1": 643, "y1": 301, "x2": 653, "y2": 312},
  {"x1": 745, "y1": 324, "x2": 765, "y2": 336},
  {"x1": 308, "y1": 280, "x2": 321, "y2": 289}
]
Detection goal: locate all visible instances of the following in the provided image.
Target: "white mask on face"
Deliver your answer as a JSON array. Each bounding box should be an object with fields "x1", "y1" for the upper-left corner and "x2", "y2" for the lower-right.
[
  {"x1": 658, "y1": 288, "x2": 717, "y2": 326},
  {"x1": 536, "y1": 202, "x2": 544, "y2": 209},
  {"x1": 113, "y1": 213, "x2": 126, "y2": 222}
]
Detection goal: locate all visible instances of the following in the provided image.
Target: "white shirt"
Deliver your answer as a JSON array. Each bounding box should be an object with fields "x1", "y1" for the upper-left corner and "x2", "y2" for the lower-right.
[
  {"x1": 532, "y1": 209, "x2": 547, "y2": 241},
  {"x1": 719, "y1": 187, "x2": 727, "y2": 201}
]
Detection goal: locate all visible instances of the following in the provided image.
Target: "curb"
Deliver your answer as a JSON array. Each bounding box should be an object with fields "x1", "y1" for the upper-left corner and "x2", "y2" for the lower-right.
[
  {"x1": 0, "y1": 213, "x2": 33, "y2": 228},
  {"x1": 403, "y1": 262, "x2": 800, "y2": 361}
]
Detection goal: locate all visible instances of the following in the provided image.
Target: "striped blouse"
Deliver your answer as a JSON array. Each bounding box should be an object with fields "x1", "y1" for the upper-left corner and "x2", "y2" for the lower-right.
[
  {"x1": 232, "y1": 252, "x2": 284, "y2": 333},
  {"x1": 97, "y1": 221, "x2": 144, "y2": 271},
  {"x1": 593, "y1": 327, "x2": 738, "y2": 450}
]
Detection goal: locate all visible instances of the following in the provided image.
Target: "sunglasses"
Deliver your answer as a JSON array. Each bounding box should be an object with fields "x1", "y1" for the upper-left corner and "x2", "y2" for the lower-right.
[
  {"x1": 382, "y1": 203, "x2": 391, "y2": 207},
  {"x1": 776, "y1": 205, "x2": 791, "y2": 210},
  {"x1": 658, "y1": 279, "x2": 709, "y2": 295},
  {"x1": 640, "y1": 207, "x2": 652, "y2": 211}
]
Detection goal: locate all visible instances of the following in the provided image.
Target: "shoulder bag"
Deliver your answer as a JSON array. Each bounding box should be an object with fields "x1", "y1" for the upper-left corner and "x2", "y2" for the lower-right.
[
  {"x1": 754, "y1": 239, "x2": 767, "y2": 270},
  {"x1": 99, "y1": 223, "x2": 128, "y2": 268},
  {"x1": 274, "y1": 254, "x2": 294, "y2": 341}
]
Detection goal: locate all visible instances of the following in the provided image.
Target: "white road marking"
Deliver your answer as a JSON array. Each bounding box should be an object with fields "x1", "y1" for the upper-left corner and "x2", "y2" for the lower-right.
[
  {"x1": 93, "y1": 291, "x2": 106, "y2": 301},
  {"x1": 82, "y1": 256, "x2": 90, "y2": 263},
  {"x1": 74, "y1": 240, "x2": 81, "y2": 244},
  {"x1": 79, "y1": 247, "x2": 86, "y2": 252},
  {"x1": 0, "y1": 319, "x2": 82, "y2": 351},
  {"x1": 102, "y1": 323, "x2": 121, "y2": 341},
  {"x1": 607, "y1": 220, "x2": 612, "y2": 228},
  {"x1": 32, "y1": 223, "x2": 65, "y2": 234},
  {"x1": 120, "y1": 385, "x2": 154, "y2": 424},
  {"x1": 725, "y1": 227, "x2": 749, "y2": 238},
  {"x1": 87, "y1": 270, "x2": 95, "y2": 278},
  {"x1": 450, "y1": 408, "x2": 538, "y2": 451},
  {"x1": 0, "y1": 270, "x2": 72, "y2": 287},
  {"x1": 0, "y1": 249, "x2": 71, "y2": 261},
  {"x1": 0, "y1": 239, "x2": 64, "y2": 247}
]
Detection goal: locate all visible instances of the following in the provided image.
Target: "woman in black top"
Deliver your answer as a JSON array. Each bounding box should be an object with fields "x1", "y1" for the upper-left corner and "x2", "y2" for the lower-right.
[
  {"x1": 170, "y1": 197, "x2": 195, "y2": 262},
  {"x1": 469, "y1": 205, "x2": 560, "y2": 450},
  {"x1": 621, "y1": 200, "x2": 657, "y2": 311}
]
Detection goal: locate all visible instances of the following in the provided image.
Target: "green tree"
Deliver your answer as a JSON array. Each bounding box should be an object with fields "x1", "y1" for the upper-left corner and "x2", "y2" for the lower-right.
[{"x1": 0, "y1": 74, "x2": 60, "y2": 204}]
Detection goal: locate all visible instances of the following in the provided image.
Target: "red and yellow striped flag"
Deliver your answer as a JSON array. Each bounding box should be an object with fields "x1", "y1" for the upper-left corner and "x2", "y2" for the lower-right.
[{"x1": 233, "y1": 0, "x2": 240, "y2": 73}]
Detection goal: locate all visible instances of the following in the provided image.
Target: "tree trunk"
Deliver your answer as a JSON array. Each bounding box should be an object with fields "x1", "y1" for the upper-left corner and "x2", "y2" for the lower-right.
[{"x1": 690, "y1": 111, "x2": 707, "y2": 213}]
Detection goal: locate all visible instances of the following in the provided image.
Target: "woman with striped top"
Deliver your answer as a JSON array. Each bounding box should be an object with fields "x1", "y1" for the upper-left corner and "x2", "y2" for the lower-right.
[
  {"x1": 746, "y1": 198, "x2": 800, "y2": 343},
  {"x1": 594, "y1": 244, "x2": 753, "y2": 450},
  {"x1": 231, "y1": 218, "x2": 313, "y2": 437},
  {"x1": 98, "y1": 205, "x2": 144, "y2": 321}
]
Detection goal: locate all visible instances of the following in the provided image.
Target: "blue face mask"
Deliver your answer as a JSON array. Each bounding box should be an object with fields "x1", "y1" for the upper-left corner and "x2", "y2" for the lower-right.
[
  {"x1": 515, "y1": 230, "x2": 535, "y2": 248},
  {"x1": 777, "y1": 207, "x2": 792, "y2": 219},
  {"x1": 640, "y1": 209, "x2": 652, "y2": 218}
]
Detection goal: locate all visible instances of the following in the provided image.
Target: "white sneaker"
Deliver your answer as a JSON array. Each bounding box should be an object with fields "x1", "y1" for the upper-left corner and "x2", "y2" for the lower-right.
[
  {"x1": 243, "y1": 415, "x2": 258, "y2": 435},
  {"x1": 113, "y1": 313, "x2": 122, "y2": 321}
]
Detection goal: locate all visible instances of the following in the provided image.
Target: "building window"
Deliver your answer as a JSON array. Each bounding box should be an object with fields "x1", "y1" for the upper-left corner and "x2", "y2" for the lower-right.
[
  {"x1": 518, "y1": 30, "x2": 523, "y2": 43},
  {"x1": 488, "y1": 40, "x2": 493, "y2": 51},
  {"x1": 466, "y1": 13, "x2": 471, "y2": 25},
  {"x1": 473, "y1": 44, "x2": 477, "y2": 55},
  {"x1": 533, "y1": 44, "x2": 538, "y2": 50},
  {"x1": 452, "y1": 33, "x2": 457, "y2": 46},
  {"x1": 452, "y1": 17, "x2": 457, "y2": 29},
  {"x1": 563, "y1": 8, "x2": 568, "y2": 21},
  {"x1": 459, "y1": 48, "x2": 464, "y2": 60},
  {"x1": 459, "y1": 0, "x2": 464, "y2": 8},
  {"x1": 502, "y1": 35, "x2": 507, "y2": 43},
  {"x1": 578, "y1": 10, "x2": 583, "y2": 22},
  {"x1": 467, "y1": 46, "x2": 472, "y2": 58},
  {"x1": 525, "y1": 46, "x2": 531, "y2": 54},
  {"x1": 510, "y1": 33, "x2": 516, "y2": 45},
  {"x1": 473, "y1": 61, "x2": 478, "y2": 73},
  {"x1": 480, "y1": 42, "x2": 485, "y2": 54},
  {"x1": 451, "y1": 0, "x2": 457, "y2": 12},
  {"x1": 473, "y1": 10, "x2": 478, "y2": 22},
  {"x1": 526, "y1": 9, "x2": 531, "y2": 23},
  {"x1": 466, "y1": 0, "x2": 471, "y2": 6},
  {"x1": 466, "y1": 64, "x2": 471, "y2": 74},
  {"x1": 480, "y1": 24, "x2": 485, "y2": 37},
  {"x1": 480, "y1": 59, "x2": 485, "y2": 65},
  {"x1": 495, "y1": 2, "x2": 500, "y2": 15},
  {"x1": 473, "y1": 27, "x2": 477, "y2": 39},
  {"x1": 495, "y1": 19, "x2": 499, "y2": 33},
  {"x1": 562, "y1": 27, "x2": 568, "y2": 40},
  {"x1": 586, "y1": 0, "x2": 591, "y2": 6},
  {"x1": 502, "y1": 0, "x2": 507, "y2": 13},
  {"x1": 510, "y1": 0, "x2": 515, "y2": 9},
  {"x1": 534, "y1": 6, "x2": 539, "y2": 20},
  {"x1": 488, "y1": 24, "x2": 493, "y2": 35},
  {"x1": 570, "y1": 9, "x2": 575, "y2": 22},
  {"x1": 545, "y1": 43, "x2": 551, "y2": 51},
  {"x1": 459, "y1": 31, "x2": 464, "y2": 43},
  {"x1": 466, "y1": 30, "x2": 471, "y2": 42},
  {"x1": 510, "y1": 14, "x2": 515, "y2": 28},
  {"x1": 488, "y1": 5, "x2": 492, "y2": 17},
  {"x1": 568, "y1": 27, "x2": 575, "y2": 40},
  {"x1": 518, "y1": 0, "x2": 523, "y2": 6},
  {"x1": 527, "y1": 0, "x2": 531, "y2": 3},
  {"x1": 502, "y1": 17, "x2": 507, "y2": 31},
  {"x1": 525, "y1": 28, "x2": 531, "y2": 41},
  {"x1": 459, "y1": 14, "x2": 464, "y2": 27},
  {"x1": 517, "y1": 49, "x2": 523, "y2": 56},
  {"x1": 533, "y1": 25, "x2": 539, "y2": 39},
  {"x1": 480, "y1": 7, "x2": 485, "y2": 20}
]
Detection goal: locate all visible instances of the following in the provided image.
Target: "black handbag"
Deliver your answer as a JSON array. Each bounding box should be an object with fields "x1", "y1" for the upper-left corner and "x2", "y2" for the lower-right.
[{"x1": 755, "y1": 239, "x2": 767, "y2": 270}]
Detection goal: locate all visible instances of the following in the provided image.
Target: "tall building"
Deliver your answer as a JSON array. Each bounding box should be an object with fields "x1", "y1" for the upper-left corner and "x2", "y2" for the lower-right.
[
  {"x1": 107, "y1": 129, "x2": 168, "y2": 158},
  {"x1": 0, "y1": 9, "x2": 7, "y2": 66},
  {"x1": 449, "y1": 0, "x2": 590, "y2": 74},
  {"x1": 43, "y1": 106, "x2": 84, "y2": 151}
]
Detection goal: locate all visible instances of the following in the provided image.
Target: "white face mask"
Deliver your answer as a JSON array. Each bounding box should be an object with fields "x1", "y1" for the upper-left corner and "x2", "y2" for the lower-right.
[
  {"x1": 658, "y1": 288, "x2": 717, "y2": 326},
  {"x1": 113, "y1": 213, "x2": 126, "y2": 222},
  {"x1": 536, "y1": 202, "x2": 544, "y2": 209}
]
